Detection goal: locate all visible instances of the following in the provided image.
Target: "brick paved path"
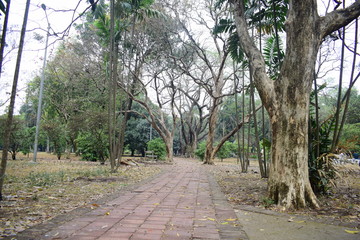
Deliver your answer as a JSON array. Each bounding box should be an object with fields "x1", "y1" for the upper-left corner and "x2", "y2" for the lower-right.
[{"x1": 24, "y1": 159, "x2": 247, "y2": 240}]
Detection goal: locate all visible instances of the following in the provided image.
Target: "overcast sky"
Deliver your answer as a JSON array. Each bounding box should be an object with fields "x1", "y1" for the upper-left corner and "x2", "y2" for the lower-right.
[
  {"x1": 0, "y1": 0, "x2": 90, "y2": 114},
  {"x1": 0, "y1": 0, "x2": 359, "y2": 114}
]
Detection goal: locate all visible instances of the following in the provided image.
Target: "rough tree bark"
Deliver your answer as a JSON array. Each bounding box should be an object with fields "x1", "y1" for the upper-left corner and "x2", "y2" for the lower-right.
[{"x1": 230, "y1": 0, "x2": 360, "y2": 209}]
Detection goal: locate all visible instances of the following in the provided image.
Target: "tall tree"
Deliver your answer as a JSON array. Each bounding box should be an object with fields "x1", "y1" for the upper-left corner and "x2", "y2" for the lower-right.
[
  {"x1": 229, "y1": 0, "x2": 360, "y2": 209},
  {"x1": 0, "y1": 0, "x2": 10, "y2": 78},
  {"x1": 0, "y1": 0, "x2": 31, "y2": 201}
]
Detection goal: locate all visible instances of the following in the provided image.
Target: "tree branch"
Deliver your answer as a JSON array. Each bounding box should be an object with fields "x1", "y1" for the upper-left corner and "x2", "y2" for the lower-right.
[
  {"x1": 230, "y1": 0, "x2": 276, "y2": 108},
  {"x1": 319, "y1": 1, "x2": 360, "y2": 39}
]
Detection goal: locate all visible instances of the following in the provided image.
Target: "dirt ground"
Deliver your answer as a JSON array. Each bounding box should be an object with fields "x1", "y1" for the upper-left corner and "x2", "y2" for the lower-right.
[{"x1": 208, "y1": 158, "x2": 360, "y2": 228}]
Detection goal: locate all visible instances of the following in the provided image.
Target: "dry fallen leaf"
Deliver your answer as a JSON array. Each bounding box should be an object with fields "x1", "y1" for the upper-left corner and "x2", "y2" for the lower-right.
[
  {"x1": 225, "y1": 218, "x2": 237, "y2": 221},
  {"x1": 345, "y1": 229, "x2": 359, "y2": 234}
]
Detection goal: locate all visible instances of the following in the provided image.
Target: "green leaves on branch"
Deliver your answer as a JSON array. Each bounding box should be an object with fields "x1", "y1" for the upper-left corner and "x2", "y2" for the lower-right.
[{"x1": 263, "y1": 35, "x2": 284, "y2": 80}]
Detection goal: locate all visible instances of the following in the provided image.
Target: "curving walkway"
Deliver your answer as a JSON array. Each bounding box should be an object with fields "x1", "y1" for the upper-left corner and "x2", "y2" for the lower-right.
[{"x1": 13, "y1": 158, "x2": 247, "y2": 240}]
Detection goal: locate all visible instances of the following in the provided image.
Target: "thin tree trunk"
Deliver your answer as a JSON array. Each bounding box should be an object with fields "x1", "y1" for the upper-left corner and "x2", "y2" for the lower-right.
[
  {"x1": 0, "y1": 0, "x2": 31, "y2": 201},
  {"x1": 331, "y1": 23, "x2": 346, "y2": 152},
  {"x1": 250, "y1": 79, "x2": 265, "y2": 177},
  {"x1": 108, "y1": 0, "x2": 116, "y2": 172},
  {"x1": 335, "y1": 19, "x2": 358, "y2": 147},
  {"x1": 242, "y1": 70, "x2": 248, "y2": 172},
  {"x1": 313, "y1": 76, "x2": 320, "y2": 158},
  {"x1": 0, "y1": 0, "x2": 10, "y2": 78}
]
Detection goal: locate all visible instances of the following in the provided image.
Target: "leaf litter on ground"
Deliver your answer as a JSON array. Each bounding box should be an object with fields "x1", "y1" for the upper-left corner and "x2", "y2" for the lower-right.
[
  {"x1": 0, "y1": 153, "x2": 164, "y2": 238},
  {"x1": 207, "y1": 158, "x2": 360, "y2": 228}
]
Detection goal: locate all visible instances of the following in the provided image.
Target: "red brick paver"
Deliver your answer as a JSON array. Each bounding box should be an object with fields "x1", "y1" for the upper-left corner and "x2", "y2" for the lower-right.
[{"x1": 28, "y1": 159, "x2": 248, "y2": 239}]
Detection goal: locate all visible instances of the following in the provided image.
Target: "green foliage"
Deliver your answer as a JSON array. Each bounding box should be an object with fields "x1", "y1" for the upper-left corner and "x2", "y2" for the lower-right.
[
  {"x1": 0, "y1": 0, "x2": 6, "y2": 14},
  {"x1": 195, "y1": 141, "x2": 207, "y2": 161},
  {"x1": 308, "y1": 83, "x2": 340, "y2": 194},
  {"x1": 308, "y1": 153, "x2": 339, "y2": 195},
  {"x1": 346, "y1": 89, "x2": 360, "y2": 124},
  {"x1": 76, "y1": 132, "x2": 109, "y2": 163},
  {"x1": 249, "y1": 0, "x2": 288, "y2": 34},
  {"x1": 216, "y1": 141, "x2": 237, "y2": 160},
  {"x1": 147, "y1": 138, "x2": 166, "y2": 160},
  {"x1": 339, "y1": 123, "x2": 360, "y2": 152},
  {"x1": 263, "y1": 35, "x2": 284, "y2": 79},
  {"x1": 260, "y1": 196, "x2": 275, "y2": 208},
  {"x1": 0, "y1": 115, "x2": 34, "y2": 160},
  {"x1": 42, "y1": 120, "x2": 67, "y2": 160},
  {"x1": 125, "y1": 111, "x2": 151, "y2": 156},
  {"x1": 19, "y1": 127, "x2": 36, "y2": 156}
]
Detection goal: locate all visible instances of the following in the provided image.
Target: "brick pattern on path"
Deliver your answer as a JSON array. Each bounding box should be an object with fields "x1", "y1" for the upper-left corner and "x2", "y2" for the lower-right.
[{"x1": 32, "y1": 159, "x2": 248, "y2": 240}]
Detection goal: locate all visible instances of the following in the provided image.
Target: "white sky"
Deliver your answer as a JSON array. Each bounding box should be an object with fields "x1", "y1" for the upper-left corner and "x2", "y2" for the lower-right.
[
  {"x1": 0, "y1": 0, "x2": 90, "y2": 114},
  {"x1": 0, "y1": 0, "x2": 359, "y2": 114}
]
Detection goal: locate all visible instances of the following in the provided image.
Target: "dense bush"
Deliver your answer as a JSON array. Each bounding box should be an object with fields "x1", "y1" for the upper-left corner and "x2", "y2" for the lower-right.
[
  {"x1": 216, "y1": 141, "x2": 237, "y2": 161},
  {"x1": 194, "y1": 141, "x2": 206, "y2": 160},
  {"x1": 147, "y1": 138, "x2": 166, "y2": 160},
  {"x1": 195, "y1": 141, "x2": 237, "y2": 161},
  {"x1": 76, "y1": 132, "x2": 108, "y2": 164}
]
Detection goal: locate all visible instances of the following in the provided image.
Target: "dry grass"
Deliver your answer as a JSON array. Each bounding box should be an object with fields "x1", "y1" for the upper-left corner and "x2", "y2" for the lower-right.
[{"x1": 0, "y1": 152, "x2": 164, "y2": 238}]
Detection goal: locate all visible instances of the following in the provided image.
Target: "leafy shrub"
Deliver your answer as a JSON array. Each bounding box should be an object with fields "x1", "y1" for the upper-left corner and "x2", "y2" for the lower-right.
[
  {"x1": 261, "y1": 197, "x2": 275, "y2": 208},
  {"x1": 216, "y1": 141, "x2": 237, "y2": 160},
  {"x1": 147, "y1": 138, "x2": 166, "y2": 160},
  {"x1": 309, "y1": 153, "x2": 339, "y2": 194},
  {"x1": 195, "y1": 141, "x2": 206, "y2": 161},
  {"x1": 76, "y1": 132, "x2": 109, "y2": 164}
]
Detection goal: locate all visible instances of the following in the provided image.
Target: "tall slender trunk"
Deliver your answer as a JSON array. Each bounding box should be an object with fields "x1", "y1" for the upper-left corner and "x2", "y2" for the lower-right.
[
  {"x1": 250, "y1": 75, "x2": 266, "y2": 177},
  {"x1": 331, "y1": 23, "x2": 346, "y2": 151},
  {"x1": 108, "y1": 0, "x2": 116, "y2": 172},
  {"x1": 0, "y1": 0, "x2": 31, "y2": 201},
  {"x1": 335, "y1": 19, "x2": 358, "y2": 148},
  {"x1": 0, "y1": 0, "x2": 10, "y2": 78}
]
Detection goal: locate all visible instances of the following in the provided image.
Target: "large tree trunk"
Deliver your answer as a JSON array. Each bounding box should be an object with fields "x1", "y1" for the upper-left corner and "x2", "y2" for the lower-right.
[
  {"x1": 230, "y1": 0, "x2": 360, "y2": 209},
  {"x1": 266, "y1": 0, "x2": 321, "y2": 209},
  {"x1": 165, "y1": 140, "x2": 174, "y2": 162},
  {"x1": 268, "y1": 95, "x2": 318, "y2": 209},
  {"x1": 203, "y1": 100, "x2": 220, "y2": 164}
]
